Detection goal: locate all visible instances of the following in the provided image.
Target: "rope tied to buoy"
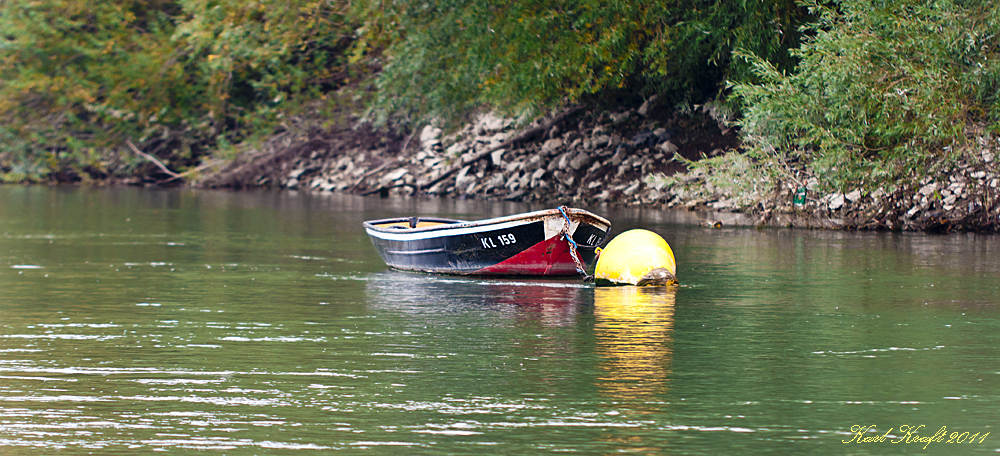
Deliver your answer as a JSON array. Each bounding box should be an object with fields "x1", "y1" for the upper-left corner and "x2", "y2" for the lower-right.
[{"x1": 558, "y1": 206, "x2": 589, "y2": 277}]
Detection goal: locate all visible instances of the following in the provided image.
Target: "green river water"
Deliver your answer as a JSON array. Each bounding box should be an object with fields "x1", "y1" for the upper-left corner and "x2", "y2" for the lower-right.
[{"x1": 1, "y1": 186, "x2": 999, "y2": 454}]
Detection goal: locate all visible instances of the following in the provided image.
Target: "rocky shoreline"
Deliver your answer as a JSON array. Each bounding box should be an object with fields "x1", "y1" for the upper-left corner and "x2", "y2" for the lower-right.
[{"x1": 200, "y1": 105, "x2": 1000, "y2": 233}]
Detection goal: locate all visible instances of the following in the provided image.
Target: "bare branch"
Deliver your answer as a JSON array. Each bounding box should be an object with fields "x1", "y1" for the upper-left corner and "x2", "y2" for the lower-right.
[{"x1": 126, "y1": 139, "x2": 180, "y2": 178}]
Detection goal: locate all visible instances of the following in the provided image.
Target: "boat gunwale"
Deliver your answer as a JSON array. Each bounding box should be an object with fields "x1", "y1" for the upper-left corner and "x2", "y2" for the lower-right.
[{"x1": 363, "y1": 208, "x2": 610, "y2": 236}]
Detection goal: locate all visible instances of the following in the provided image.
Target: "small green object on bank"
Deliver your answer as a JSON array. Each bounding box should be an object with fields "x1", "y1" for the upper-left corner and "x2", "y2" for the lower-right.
[{"x1": 793, "y1": 187, "x2": 807, "y2": 206}]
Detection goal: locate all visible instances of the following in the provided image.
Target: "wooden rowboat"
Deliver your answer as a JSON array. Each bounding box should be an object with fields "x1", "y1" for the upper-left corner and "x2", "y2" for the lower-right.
[{"x1": 364, "y1": 207, "x2": 611, "y2": 276}]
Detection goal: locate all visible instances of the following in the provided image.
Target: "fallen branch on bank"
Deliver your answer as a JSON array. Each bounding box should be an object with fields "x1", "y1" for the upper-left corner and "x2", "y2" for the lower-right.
[
  {"x1": 156, "y1": 159, "x2": 223, "y2": 185},
  {"x1": 126, "y1": 140, "x2": 180, "y2": 179},
  {"x1": 418, "y1": 106, "x2": 581, "y2": 191}
]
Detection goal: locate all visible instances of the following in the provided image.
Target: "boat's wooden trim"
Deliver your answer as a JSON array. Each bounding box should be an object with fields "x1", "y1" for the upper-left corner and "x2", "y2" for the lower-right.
[
  {"x1": 376, "y1": 220, "x2": 455, "y2": 229},
  {"x1": 364, "y1": 208, "x2": 610, "y2": 241}
]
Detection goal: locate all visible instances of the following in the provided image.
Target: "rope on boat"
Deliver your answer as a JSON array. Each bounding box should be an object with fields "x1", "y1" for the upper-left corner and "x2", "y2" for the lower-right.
[{"x1": 558, "y1": 206, "x2": 589, "y2": 277}]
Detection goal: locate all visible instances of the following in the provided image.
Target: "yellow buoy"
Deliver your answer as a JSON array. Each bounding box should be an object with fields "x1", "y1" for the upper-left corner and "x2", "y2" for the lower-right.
[{"x1": 594, "y1": 229, "x2": 677, "y2": 286}]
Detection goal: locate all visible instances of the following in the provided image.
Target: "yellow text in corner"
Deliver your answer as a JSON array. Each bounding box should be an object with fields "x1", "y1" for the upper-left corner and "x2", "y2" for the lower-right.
[{"x1": 843, "y1": 424, "x2": 989, "y2": 449}]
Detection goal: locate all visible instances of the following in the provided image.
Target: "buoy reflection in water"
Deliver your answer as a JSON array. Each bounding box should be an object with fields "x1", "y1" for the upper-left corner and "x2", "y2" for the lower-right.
[{"x1": 593, "y1": 286, "x2": 675, "y2": 409}]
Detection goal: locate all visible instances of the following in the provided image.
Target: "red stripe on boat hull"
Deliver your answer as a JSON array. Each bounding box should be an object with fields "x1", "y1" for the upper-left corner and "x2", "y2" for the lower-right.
[{"x1": 473, "y1": 236, "x2": 581, "y2": 276}]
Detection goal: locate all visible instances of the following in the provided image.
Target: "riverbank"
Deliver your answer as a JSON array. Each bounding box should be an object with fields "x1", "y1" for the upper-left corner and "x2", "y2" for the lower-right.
[{"x1": 197, "y1": 103, "x2": 1000, "y2": 233}]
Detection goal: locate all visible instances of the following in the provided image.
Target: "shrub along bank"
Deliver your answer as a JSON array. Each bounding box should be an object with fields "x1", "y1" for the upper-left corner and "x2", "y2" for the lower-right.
[{"x1": 3, "y1": 0, "x2": 1000, "y2": 231}]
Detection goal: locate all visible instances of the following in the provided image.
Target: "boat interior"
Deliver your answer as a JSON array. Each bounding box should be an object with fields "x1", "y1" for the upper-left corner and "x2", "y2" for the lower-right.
[{"x1": 375, "y1": 217, "x2": 458, "y2": 230}]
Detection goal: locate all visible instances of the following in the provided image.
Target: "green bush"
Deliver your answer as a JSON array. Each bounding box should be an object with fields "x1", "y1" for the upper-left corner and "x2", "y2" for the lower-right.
[
  {"x1": 0, "y1": 0, "x2": 356, "y2": 182},
  {"x1": 733, "y1": 0, "x2": 1000, "y2": 192},
  {"x1": 0, "y1": 0, "x2": 817, "y2": 182},
  {"x1": 361, "y1": 0, "x2": 810, "y2": 129}
]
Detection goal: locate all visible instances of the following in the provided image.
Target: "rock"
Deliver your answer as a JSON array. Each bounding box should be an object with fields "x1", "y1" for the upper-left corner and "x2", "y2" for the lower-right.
[
  {"x1": 845, "y1": 189, "x2": 862, "y2": 202},
  {"x1": 524, "y1": 154, "x2": 544, "y2": 172},
  {"x1": 541, "y1": 138, "x2": 564, "y2": 154},
  {"x1": 445, "y1": 142, "x2": 466, "y2": 156},
  {"x1": 491, "y1": 149, "x2": 506, "y2": 167},
  {"x1": 496, "y1": 131, "x2": 512, "y2": 142},
  {"x1": 548, "y1": 125, "x2": 561, "y2": 139},
  {"x1": 289, "y1": 168, "x2": 307, "y2": 179},
  {"x1": 637, "y1": 98, "x2": 652, "y2": 117},
  {"x1": 591, "y1": 135, "x2": 611, "y2": 148},
  {"x1": 556, "y1": 153, "x2": 571, "y2": 170},
  {"x1": 631, "y1": 131, "x2": 657, "y2": 148},
  {"x1": 454, "y1": 165, "x2": 474, "y2": 192},
  {"x1": 506, "y1": 173, "x2": 522, "y2": 192},
  {"x1": 611, "y1": 148, "x2": 626, "y2": 166},
  {"x1": 547, "y1": 152, "x2": 567, "y2": 172},
  {"x1": 424, "y1": 157, "x2": 444, "y2": 169},
  {"x1": 970, "y1": 170, "x2": 987, "y2": 179},
  {"x1": 420, "y1": 125, "x2": 442, "y2": 146},
  {"x1": 285, "y1": 178, "x2": 299, "y2": 189},
  {"x1": 609, "y1": 111, "x2": 632, "y2": 123},
  {"x1": 484, "y1": 173, "x2": 505, "y2": 192},
  {"x1": 828, "y1": 193, "x2": 845, "y2": 210},
  {"x1": 623, "y1": 181, "x2": 641, "y2": 196},
  {"x1": 918, "y1": 183, "x2": 938, "y2": 196},
  {"x1": 570, "y1": 152, "x2": 592, "y2": 170},
  {"x1": 476, "y1": 113, "x2": 509, "y2": 134},
  {"x1": 505, "y1": 160, "x2": 522, "y2": 173},
  {"x1": 505, "y1": 190, "x2": 525, "y2": 201},
  {"x1": 384, "y1": 168, "x2": 408, "y2": 182},
  {"x1": 656, "y1": 141, "x2": 679, "y2": 154},
  {"x1": 530, "y1": 168, "x2": 546, "y2": 183}
]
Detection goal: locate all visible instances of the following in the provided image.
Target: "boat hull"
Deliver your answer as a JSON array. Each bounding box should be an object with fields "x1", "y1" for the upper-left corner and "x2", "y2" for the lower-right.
[{"x1": 364, "y1": 208, "x2": 610, "y2": 276}]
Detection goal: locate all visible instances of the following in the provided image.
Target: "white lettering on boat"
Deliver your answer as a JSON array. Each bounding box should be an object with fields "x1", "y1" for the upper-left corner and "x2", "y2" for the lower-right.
[{"x1": 480, "y1": 233, "x2": 516, "y2": 249}]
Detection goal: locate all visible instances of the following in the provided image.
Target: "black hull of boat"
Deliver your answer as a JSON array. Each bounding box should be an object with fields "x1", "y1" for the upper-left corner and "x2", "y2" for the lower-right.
[{"x1": 364, "y1": 208, "x2": 611, "y2": 276}]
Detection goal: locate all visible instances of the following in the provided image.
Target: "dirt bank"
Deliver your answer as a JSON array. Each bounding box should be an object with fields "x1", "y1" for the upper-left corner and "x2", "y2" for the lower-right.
[{"x1": 198, "y1": 103, "x2": 1000, "y2": 233}]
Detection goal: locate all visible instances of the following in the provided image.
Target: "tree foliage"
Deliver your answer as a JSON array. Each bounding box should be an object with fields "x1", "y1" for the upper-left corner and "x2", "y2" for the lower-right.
[
  {"x1": 0, "y1": 0, "x2": 817, "y2": 182},
  {"x1": 0, "y1": 0, "x2": 355, "y2": 182},
  {"x1": 360, "y1": 0, "x2": 810, "y2": 128},
  {"x1": 733, "y1": 0, "x2": 1000, "y2": 190}
]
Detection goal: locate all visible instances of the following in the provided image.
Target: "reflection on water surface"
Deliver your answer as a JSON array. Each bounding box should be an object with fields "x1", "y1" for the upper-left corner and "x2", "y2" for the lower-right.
[
  {"x1": 1, "y1": 186, "x2": 999, "y2": 454},
  {"x1": 594, "y1": 287, "x2": 675, "y2": 406}
]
